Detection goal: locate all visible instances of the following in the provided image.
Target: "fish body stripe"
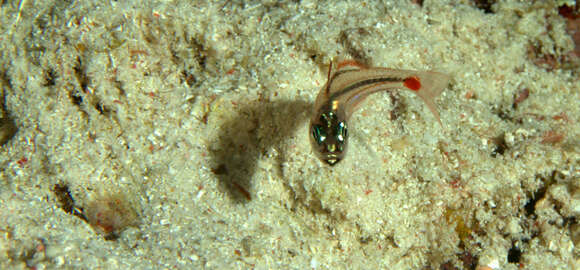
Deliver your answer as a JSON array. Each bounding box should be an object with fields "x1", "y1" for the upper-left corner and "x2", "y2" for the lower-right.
[{"x1": 329, "y1": 77, "x2": 402, "y2": 101}]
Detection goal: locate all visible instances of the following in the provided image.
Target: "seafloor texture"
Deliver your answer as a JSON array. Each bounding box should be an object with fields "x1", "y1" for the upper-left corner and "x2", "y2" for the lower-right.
[{"x1": 0, "y1": 0, "x2": 579, "y2": 269}]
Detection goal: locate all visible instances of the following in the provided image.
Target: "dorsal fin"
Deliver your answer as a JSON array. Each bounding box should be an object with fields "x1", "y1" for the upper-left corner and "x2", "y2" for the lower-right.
[{"x1": 325, "y1": 61, "x2": 333, "y2": 95}]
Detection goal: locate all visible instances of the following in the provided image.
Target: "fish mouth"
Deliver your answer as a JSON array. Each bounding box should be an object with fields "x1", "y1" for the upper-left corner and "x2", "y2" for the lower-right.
[
  {"x1": 324, "y1": 157, "x2": 341, "y2": 166},
  {"x1": 319, "y1": 149, "x2": 345, "y2": 166}
]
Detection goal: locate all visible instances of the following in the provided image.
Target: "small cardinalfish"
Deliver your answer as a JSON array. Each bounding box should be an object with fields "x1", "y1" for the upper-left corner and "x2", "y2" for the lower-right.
[{"x1": 310, "y1": 60, "x2": 450, "y2": 165}]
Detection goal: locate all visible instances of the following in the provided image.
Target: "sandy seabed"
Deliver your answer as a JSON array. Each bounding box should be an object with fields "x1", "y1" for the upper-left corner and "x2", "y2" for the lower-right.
[{"x1": 0, "y1": 1, "x2": 579, "y2": 269}]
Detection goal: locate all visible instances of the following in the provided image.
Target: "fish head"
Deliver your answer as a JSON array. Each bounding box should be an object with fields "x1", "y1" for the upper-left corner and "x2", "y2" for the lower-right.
[{"x1": 310, "y1": 109, "x2": 348, "y2": 165}]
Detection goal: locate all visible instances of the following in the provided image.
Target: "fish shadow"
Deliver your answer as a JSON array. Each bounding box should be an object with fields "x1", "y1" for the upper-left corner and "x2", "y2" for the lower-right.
[{"x1": 209, "y1": 99, "x2": 311, "y2": 204}]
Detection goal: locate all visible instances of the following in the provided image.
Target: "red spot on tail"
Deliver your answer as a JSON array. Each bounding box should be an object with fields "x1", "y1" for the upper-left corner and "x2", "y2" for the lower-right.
[{"x1": 403, "y1": 76, "x2": 421, "y2": 91}]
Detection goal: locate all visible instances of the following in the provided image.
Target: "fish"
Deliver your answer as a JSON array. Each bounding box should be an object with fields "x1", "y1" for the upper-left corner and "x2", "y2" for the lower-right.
[{"x1": 309, "y1": 60, "x2": 450, "y2": 165}]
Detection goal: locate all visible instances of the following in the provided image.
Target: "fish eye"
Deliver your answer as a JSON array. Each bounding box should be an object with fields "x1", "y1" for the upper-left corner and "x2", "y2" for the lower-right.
[
  {"x1": 336, "y1": 122, "x2": 347, "y2": 142},
  {"x1": 311, "y1": 125, "x2": 326, "y2": 145}
]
